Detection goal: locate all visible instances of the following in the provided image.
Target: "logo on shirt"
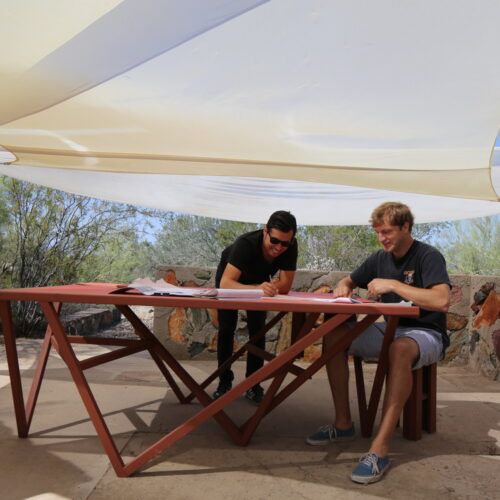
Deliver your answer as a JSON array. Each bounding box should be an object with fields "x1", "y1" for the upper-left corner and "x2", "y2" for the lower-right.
[{"x1": 403, "y1": 270, "x2": 415, "y2": 285}]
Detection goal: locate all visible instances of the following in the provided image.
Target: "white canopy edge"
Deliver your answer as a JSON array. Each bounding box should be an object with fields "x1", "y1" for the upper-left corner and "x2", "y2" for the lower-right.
[{"x1": 1, "y1": 164, "x2": 499, "y2": 225}]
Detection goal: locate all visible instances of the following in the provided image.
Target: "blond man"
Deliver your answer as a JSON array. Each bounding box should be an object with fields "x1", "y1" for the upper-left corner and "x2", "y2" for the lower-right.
[{"x1": 307, "y1": 202, "x2": 450, "y2": 484}]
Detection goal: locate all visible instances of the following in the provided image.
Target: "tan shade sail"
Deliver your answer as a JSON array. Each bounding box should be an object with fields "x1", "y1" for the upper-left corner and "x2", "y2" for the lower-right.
[{"x1": 1, "y1": 0, "x2": 499, "y2": 224}]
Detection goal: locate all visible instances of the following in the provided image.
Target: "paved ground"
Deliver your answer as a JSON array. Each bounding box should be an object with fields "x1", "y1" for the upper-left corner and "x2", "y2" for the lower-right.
[{"x1": 0, "y1": 339, "x2": 499, "y2": 500}]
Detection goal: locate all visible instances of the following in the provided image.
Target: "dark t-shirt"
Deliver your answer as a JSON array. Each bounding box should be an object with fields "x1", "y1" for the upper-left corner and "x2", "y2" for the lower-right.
[
  {"x1": 350, "y1": 240, "x2": 451, "y2": 348},
  {"x1": 215, "y1": 230, "x2": 298, "y2": 287}
]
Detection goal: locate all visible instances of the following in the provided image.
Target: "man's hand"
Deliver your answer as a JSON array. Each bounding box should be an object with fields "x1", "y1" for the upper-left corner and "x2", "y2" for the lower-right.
[
  {"x1": 333, "y1": 284, "x2": 353, "y2": 298},
  {"x1": 260, "y1": 281, "x2": 279, "y2": 297},
  {"x1": 333, "y1": 276, "x2": 356, "y2": 298},
  {"x1": 271, "y1": 270, "x2": 295, "y2": 294},
  {"x1": 367, "y1": 278, "x2": 397, "y2": 296},
  {"x1": 367, "y1": 279, "x2": 450, "y2": 311}
]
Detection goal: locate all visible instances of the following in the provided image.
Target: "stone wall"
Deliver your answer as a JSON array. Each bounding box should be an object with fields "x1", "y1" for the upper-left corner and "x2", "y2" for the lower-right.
[
  {"x1": 61, "y1": 307, "x2": 122, "y2": 336},
  {"x1": 467, "y1": 277, "x2": 500, "y2": 380},
  {"x1": 153, "y1": 266, "x2": 500, "y2": 381}
]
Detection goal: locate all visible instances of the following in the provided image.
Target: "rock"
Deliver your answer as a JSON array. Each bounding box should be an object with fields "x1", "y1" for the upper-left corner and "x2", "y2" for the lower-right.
[
  {"x1": 492, "y1": 329, "x2": 500, "y2": 360},
  {"x1": 163, "y1": 270, "x2": 178, "y2": 286},
  {"x1": 194, "y1": 270, "x2": 212, "y2": 281},
  {"x1": 310, "y1": 271, "x2": 348, "y2": 293},
  {"x1": 293, "y1": 270, "x2": 324, "y2": 291},
  {"x1": 207, "y1": 332, "x2": 218, "y2": 352},
  {"x1": 443, "y1": 328, "x2": 468, "y2": 363},
  {"x1": 449, "y1": 285, "x2": 463, "y2": 305},
  {"x1": 473, "y1": 282, "x2": 495, "y2": 306},
  {"x1": 446, "y1": 312, "x2": 468, "y2": 331},
  {"x1": 275, "y1": 313, "x2": 293, "y2": 355},
  {"x1": 168, "y1": 307, "x2": 186, "y2": 342},
  {"x1": 301, "y1": 344, "x2": 322, "y2": 363},
  {"x1": 473, "y1": 290, "x2": 500, "y2": 328},
  {"x1": 60, "y1": 308, "x2": 121, "y2": 336},
  {"x1": 470, "y1": 331, "x2": 480, "y2": 354},
  {"x1": 187, "y1": 307, "x2": 207, "y2": 335},
  {"x1": 489, "y1": 352, "x2": 497, "y2": 368},
  {"x1": 478, "y1": 341, "x2": 497, "y2": 379},
  {"x1": 208, "y1": 308, "x2": 218, "y2": 328},
  {"x1": 188, "y1": 341, "x2": 205, "y2": 358}
]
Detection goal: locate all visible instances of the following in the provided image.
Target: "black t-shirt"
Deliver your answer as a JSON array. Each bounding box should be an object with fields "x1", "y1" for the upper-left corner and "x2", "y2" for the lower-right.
[
  {"x1": 350, "y1": 240, "x2": 450, "y2": 348},
  {"x1": 215, "y1": 230, "x2": 298, "y2": 287}
]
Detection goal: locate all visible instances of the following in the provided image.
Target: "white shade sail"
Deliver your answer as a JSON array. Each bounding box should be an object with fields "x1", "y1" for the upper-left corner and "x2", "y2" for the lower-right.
[{"x1": 1, "y1": 0, "x2": 499, "y2": 224}]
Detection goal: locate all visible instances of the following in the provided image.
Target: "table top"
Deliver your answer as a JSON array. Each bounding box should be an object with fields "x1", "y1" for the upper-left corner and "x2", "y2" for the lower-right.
[{"x1": 0, "y1": 282, "x2": 419, "y2": 317}]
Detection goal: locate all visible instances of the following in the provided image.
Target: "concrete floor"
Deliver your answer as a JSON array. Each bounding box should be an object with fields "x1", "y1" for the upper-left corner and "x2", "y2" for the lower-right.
[{"x1": 0, "y1": 339, "x2": 499, "y2": 500}]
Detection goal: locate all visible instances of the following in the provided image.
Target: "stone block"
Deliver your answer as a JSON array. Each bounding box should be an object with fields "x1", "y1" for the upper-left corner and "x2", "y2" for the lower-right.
[
  {"x1": 60, "y1": 307, "x2": 121, "y2": 336},
  {"x1": 447, "y1": 312, "x2": 468, "y2": 331},
  {"x1": 473, "y1": 290, "x2": 500, "y2": 328},
  {"x1": 492, "y1": 329, "x2": 500, "y2": 360}
]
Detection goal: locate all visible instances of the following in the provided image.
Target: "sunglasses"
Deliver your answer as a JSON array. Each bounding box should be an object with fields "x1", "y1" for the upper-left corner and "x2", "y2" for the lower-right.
[{"x1": 267, "y1": 232, "x2": 293, "y2": 247}]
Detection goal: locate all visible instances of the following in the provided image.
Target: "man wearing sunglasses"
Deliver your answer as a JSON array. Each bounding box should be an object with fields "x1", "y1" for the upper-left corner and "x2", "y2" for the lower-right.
[{"x1": 213, "y1": 210, "x2": 298, "y2": 403}]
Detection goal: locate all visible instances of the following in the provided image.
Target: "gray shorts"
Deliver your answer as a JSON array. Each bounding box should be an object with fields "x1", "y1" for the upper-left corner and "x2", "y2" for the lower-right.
[{"x1": 347, "y1": 321, "x2": 443, "y2": 370}]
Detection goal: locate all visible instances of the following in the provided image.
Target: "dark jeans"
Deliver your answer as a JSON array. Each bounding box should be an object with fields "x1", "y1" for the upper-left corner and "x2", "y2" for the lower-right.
[{"x1": 217, "y1": 309, "x2": 267, "y2": 383}]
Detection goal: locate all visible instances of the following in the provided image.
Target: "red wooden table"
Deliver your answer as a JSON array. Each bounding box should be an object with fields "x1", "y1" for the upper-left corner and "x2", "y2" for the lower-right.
[{"x1": 0, "y1": 282, "x2": 418, "y2": 477}]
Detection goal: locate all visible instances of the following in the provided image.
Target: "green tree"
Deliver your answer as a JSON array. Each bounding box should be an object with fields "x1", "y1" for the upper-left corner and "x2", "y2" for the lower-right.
[
  {"x1": 148, "y1": 214, "x2": 258, "y2": 267},
  {"x1": 297, "y1": 222, "x2": 449, "y2": 271},
  {"x1": 147, "y1": 215, "x2": 451, "y2": 273},
  {"x1": 0, "y1": 189, "x2": 9, "y2": 273},
  {"x1": 411, "y1": 222, "x2": 450, "y2": 245},
  {"x1": 78, "y1": 231, "x2": 155, "y2": 284},
  {"x1": 0, "y1": 176, "x2": 146, "y2": 336},
  {"x1": 297, "y1": 225, "x2": 378, "y2": 270},
  {"x1": 437, "y1": 216, "x2": 500, "y2": 275}
]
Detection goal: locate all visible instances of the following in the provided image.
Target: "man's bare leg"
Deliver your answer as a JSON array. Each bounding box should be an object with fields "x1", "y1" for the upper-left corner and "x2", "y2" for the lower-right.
[
  {"x1": 323, "y1": 324, "x2": 354, "y2": 429},
  {"x1": 368, "y1": 337, "x2": 419, "y2": 457}
]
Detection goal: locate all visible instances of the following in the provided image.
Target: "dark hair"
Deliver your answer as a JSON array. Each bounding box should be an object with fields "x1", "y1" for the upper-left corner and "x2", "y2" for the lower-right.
[
  {"x1": 266, "y1": 210, "x2": 297, "y2": 235},
  {"x1": 370, "y1": 202, "x2": 414, "y2": 231}
]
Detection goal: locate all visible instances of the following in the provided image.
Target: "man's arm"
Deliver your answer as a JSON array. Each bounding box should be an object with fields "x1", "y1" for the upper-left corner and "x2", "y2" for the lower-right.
[
  {"x1": 366, "y1": 280, "x2": 450, "y2": 311},
  {"x1": 333, "y1": 275, "x2": 357, "y2": 298},
  {"x1": 220, "y1": 263, "x2": 278, "y2": 296},
  {"x1": 272, "y1": 270, "x2": 295, "y2": 294}
]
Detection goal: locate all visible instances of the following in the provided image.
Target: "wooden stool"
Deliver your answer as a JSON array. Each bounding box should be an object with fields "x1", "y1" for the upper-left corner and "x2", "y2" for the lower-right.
[
  {"x1": 353, "y1": 357, "x2": 437, "y2": 441},
  {"x1": 403, "y1": 362, "x2": 437, "y2": 440}
]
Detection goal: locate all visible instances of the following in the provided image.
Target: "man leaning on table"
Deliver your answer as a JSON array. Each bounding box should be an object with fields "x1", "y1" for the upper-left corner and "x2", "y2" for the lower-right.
[
  {"x1": 213, "y1": 210, "x2": 298, "y2": 404},
  {"x1": 306, "y1": 202, "x2": 450, "y2": 484}
]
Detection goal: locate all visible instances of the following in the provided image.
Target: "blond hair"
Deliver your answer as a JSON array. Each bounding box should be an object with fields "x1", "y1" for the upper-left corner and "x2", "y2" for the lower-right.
[{"x1": 370, "y1": 202, "x2": 414, "y2": 231}]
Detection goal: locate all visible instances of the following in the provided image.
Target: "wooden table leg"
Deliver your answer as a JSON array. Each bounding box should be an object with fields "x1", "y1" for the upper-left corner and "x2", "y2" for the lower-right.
[
  {"x1": 359, "y1": 315, "x2": 400, "y2": 438},
  {"x1": 25, "y1": 302, "x2": 62, "y2": 430},
  {"x1": 263, "y1": 314, "x2": 376, "y2": 415},
  {"x1": 183, "y1": 311, "x2": 287, "y2": 402},
  {"x1": 40, "y1": 301, "x2": 128, "y2": 476},
  {"x1": 0, "y1": 300, "x2": 29, "y2": 437},
  {"x1": 116, "y1": 304, "x2": 244, "y2": 444}
]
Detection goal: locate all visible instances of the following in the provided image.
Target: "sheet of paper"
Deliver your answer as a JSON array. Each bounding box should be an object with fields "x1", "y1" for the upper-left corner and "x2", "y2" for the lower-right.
[
  {"x1": 215, "y1": 288, "x2": 265, "y2": 299},
  {"x1": 383, "y1": 300, "x2": 413, "y2": 306},
  {"x1": 261, "y1": 295, "x2": 362, "y2": 303},
  {"x1": 129, "y1": 278, "x2": 217, "y2": 297}
]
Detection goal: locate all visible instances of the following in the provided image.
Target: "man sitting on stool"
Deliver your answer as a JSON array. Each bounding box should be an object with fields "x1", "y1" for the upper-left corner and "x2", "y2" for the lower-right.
[{"x1": 306, "y1": 202, "x2": 450, "y2": 484}]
